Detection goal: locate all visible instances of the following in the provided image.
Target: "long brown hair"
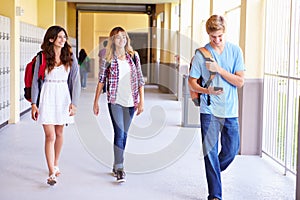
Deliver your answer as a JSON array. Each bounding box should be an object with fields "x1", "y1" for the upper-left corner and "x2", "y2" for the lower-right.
[
  {"x1": 41, "y1": 25, "x2": 73, "y2": 72},
  {"x1": 105, "y1": 26, "x2": 134, "y2": 62}
]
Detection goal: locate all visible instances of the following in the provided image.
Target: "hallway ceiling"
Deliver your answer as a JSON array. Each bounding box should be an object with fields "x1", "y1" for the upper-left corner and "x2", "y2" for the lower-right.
[{"x1": 57, "y1": 0, "x2": 178, "y2": 4}]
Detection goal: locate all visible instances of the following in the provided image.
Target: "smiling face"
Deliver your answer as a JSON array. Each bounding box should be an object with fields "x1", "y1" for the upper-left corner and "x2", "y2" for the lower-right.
[
  {"x1": 52, "y1": 31, "x2": 67, "y2": 48},
  {"x1": 113, "y1": 31, "x2": 127, "y2": 49},
  {"x1": 208, "y1": 30, "x2": 225, "y2": 48},
  {"x1": 205, "y1": 15, "x2": 227, "y2": 49}
]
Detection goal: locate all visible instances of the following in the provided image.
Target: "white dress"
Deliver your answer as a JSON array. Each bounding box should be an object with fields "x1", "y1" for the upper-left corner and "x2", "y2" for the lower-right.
[{"x1": 38, "y1": 65, "x2": 74, "y2": 125}]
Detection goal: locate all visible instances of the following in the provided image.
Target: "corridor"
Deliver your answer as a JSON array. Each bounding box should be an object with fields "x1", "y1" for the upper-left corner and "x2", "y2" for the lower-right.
[{"x1": 0, "y1": 79, "x2": 296, "y2": 200}]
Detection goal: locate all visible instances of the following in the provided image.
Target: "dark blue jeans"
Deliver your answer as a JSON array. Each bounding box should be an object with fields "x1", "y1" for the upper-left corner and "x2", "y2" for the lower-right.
[
  {"x1": 200, "y1": 114, "x2": 240, "y2": 200},
  {"x1": 108, "y1": 103, "x2": 135, "y2": 170}
]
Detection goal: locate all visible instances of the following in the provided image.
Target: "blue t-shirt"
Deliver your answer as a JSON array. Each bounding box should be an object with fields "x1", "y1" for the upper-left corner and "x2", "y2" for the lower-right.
[{"x1": 189, "y1": 42, "x2": 245, "y2": 118}]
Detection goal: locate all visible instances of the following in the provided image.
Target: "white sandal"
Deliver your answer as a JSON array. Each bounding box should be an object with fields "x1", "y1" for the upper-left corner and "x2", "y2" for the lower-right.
[
  {"x1": 47, "y1": 174, "x2": 57, "y2": 186},
  {"x1": 54, "y1": 166, "x2": 61, "y2": 177}
]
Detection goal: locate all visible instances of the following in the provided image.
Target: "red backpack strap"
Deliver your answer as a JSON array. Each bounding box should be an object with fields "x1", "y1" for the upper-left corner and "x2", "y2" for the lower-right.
[{"x1": 38, "y1": 51, "x2": 46, "y2": 80}]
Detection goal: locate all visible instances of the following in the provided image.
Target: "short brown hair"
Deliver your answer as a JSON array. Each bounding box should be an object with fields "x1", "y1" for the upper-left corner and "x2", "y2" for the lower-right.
[{"x1": 206, "y1": 15, "x2": 227, "y2": 34}]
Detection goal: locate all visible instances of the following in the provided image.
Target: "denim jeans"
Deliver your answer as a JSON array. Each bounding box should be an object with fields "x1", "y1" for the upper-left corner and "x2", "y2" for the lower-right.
[
  {"x1": 80, "y1": 68, "x2": 88, "y2": 88},
  {"x1": 108, "y1": 103, "x2": 135, "y2": 170},
  {"x1": 200, "y1": 114, "x2": 240, "y2": 200}
]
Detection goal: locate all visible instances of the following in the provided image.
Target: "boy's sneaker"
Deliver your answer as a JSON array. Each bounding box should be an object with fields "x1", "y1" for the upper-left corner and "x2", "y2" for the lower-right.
[
  {"x1": 116, "y1": 170, "x2": 126, "y2": 183},
  {"x1": 112, "y1": 169, "x2": 117, "y2": 177}
]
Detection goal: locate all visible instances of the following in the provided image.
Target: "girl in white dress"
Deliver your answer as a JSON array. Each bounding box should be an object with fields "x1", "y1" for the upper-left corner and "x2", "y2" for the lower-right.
[
  {"x1": 31, "y1": 26, "x2": 80, "y2": 186},
  {"x1": 38, "y1": 65, "x2": 73, "y2": 125}
]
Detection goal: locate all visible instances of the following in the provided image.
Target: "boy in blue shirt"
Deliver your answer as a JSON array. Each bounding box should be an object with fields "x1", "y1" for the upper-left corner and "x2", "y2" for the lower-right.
[{"x1": 189, "y1": 15, "x2": 245, "y2": 200}]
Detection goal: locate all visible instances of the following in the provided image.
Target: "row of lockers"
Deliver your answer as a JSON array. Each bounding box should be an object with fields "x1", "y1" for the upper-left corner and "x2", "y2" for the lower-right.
[{"x1": 0, "y1": 15, "x2": 10, "y2": 125}]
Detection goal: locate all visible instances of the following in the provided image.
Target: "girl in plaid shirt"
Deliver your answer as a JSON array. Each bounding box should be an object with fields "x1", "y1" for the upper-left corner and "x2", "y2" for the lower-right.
[{"x1": 93, "y1": 27, "x2": 145, "y2": 183}]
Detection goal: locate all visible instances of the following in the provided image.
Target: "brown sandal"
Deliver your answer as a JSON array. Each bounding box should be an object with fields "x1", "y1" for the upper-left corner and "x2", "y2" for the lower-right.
[{"x1": 47, "y1": 174, "x2": 56, "y2": 186}]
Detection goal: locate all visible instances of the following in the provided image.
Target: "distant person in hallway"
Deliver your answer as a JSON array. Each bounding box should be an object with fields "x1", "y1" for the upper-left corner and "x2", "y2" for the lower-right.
[
  {"x1": 31, "y1": 25, "x2": 81, "y2": 186},
  {"x1": 98, "y1": 40, "x2": 108, "y2": 93},
  {"x1": 189, "y1": 15, "x2": 245, "y2": 200},
  {"x1": 93, "y1": 26, "x2": 145, "y2": 183},
  {"x1": 78, "y1": 48, "x2": 90, "y2": 89}
]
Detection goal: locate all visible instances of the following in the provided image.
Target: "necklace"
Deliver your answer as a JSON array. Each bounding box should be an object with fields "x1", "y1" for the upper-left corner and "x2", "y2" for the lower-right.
[
  {"x1": 55, "y1": 60, "x2": 62, "y2": 66},
  {"x1": 116, "y1": 53, "x2": 126, "y2": 60},
  {"x1": 115, "y1": 49, "x2": 125, "y2": 57}
]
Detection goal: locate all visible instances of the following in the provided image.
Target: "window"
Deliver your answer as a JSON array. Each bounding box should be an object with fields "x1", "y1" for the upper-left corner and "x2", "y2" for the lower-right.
[{"x1": 263, "y1": 0, "x2": 300, "y2": 174}]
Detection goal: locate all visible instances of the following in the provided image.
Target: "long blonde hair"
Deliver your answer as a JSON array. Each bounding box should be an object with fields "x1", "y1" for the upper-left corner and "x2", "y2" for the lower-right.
[{"x1": 105, "y1": 26, "x2": 134, "y2": 62}]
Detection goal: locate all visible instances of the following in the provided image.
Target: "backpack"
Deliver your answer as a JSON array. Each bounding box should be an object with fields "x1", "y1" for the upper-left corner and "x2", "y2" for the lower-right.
[
  {"x1": 24, "y1": 51, "x2": 46, "y2": 104},
  {"x1": 189, "y1": 47, "x2": 215, "y2": 106}
]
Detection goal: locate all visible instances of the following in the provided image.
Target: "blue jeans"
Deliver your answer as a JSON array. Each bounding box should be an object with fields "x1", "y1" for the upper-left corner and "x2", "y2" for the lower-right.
[
  {"x1": 80, "y1": 68, "x2": 88, "y2": 88},
  {"x1": 108, "y1": 103, "x2": 135, "y2": 170},
  {"x1": 200, "y1": 114, "x2": 240, "y2": 200}
]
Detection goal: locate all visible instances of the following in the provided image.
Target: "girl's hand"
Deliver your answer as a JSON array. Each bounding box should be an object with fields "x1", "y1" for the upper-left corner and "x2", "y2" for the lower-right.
[
  {"x1": 31, "y1": 104, "x2": 39, "y2": 121},
  {"x1": 93, "y1": 102, "x2": 100, "y2": 116},
  {"x1": 136, "y1": 101, "x2": 144, "y2": 116},
  {"x1": 69, "y1": 104, "x2": 77, "y2": 116}
]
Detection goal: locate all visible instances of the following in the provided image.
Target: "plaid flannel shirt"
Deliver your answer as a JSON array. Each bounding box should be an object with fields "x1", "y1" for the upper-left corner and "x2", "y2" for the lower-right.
[{"x1": 98, "y1": 52, "x2": 145, "y2": 108}]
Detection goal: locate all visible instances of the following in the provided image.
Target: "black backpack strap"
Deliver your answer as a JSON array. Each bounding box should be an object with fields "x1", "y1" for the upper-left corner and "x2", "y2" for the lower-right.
[
  {"x1": 36, "y1": 51, "x2": 43, "y2": 107},
  {"x1": 37, "y1": 51, "x2": 43, "y2": 66},
  {"x1": 132, "y1": 52, "x2": 137, "y2": 65},
  {"x1": 105, "y1": 61, "x2": 111, "y2": 69}
]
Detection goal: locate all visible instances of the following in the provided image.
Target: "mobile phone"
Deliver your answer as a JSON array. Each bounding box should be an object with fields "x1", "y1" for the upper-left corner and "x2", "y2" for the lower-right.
[
  {"x1": 205, "y1": 58, "x2": 214, "y2": 62},
  {"x1": 214, "y1": 87, "x2": 223, "y2": 91}
]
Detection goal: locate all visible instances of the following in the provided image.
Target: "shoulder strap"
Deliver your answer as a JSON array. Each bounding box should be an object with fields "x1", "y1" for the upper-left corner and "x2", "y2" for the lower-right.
[
  {"x1": 132, "y1": 52, "x2": 137, "y2": 66},
  {"x1": 105, "y1": 62, "x2": 111, "y2": 69},
  {"x1": 37, "y1": 51, "x2": 42, "y2": 66},
  {"x1": 37, "y1": 51, "x2": 46, "y2": 80},
  {"x1": 196, "y1": 47, "x2": 216, "y2": 106},
  {"x1": 196, "y1": 47, "x2": 216, "y2": 85},
  {"x1": 197, "y1": 47, "x2": 214, "y2": 62}
]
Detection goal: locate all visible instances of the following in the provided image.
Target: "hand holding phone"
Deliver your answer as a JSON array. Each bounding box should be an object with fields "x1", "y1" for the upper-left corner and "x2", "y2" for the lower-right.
[
  {"x1": 206, "y1": 57, "x2": 214, "y2": 62},
  {"x1": 213, "y1": 86, "x2": 223, "y2": 91}
]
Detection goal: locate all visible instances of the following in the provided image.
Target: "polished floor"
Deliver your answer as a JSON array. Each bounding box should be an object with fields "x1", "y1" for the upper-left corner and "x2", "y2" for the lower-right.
[{"x1": 0, "y1": 79, "x2": 296, "y2": 200}]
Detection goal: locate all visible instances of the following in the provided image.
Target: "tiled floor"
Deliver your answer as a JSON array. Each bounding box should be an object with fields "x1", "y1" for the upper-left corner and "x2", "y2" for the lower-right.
[{"x1": 0, "y1": 79, "x2": 296, "y2": 200}]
